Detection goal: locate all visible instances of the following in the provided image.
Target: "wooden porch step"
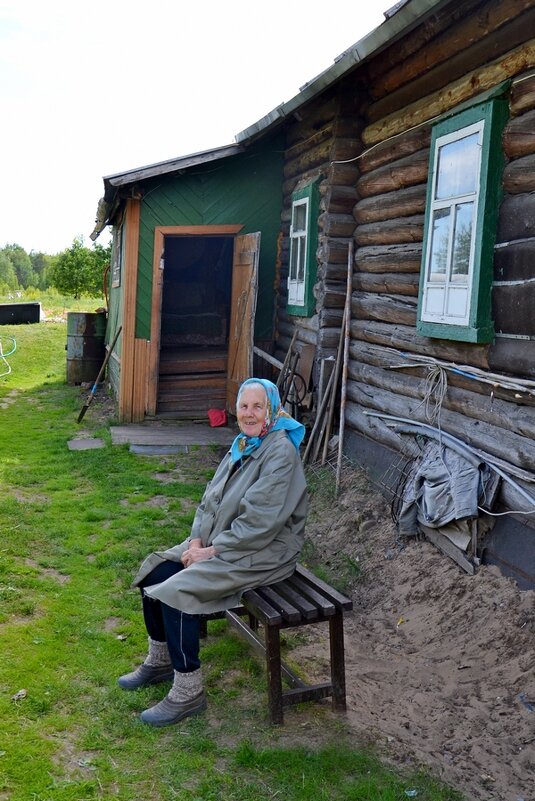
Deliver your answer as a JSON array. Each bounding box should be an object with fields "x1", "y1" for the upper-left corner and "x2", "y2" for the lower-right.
[
  {"x1": 159, "y1": 348, "x2": 227, "y2": 375},
  {"x1": 158, "y1": 374, "x2": 226, "y2": 391}
]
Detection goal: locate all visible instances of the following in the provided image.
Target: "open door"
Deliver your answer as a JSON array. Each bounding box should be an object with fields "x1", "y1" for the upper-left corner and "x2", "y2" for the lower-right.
[{"x1": 226, "y1": 232, "x2": 261, "y2": 411}]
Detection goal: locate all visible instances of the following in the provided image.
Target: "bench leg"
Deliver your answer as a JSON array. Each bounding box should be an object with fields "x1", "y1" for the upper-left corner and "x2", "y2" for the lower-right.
[
  {"x1": 329, "y1": 611, "x2": 347, "y2": 711},
  {"x1": 264, "y1": 624, "x2": 284, "y2": 724}
]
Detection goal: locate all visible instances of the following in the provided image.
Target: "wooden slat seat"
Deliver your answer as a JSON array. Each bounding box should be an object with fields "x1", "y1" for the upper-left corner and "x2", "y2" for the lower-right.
[{"x1": 201, "y1": 563, "x2": 353, "y2": 724}]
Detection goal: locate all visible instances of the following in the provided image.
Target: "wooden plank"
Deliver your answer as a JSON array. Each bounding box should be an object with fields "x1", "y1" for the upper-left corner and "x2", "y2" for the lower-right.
[
  {"x1": 132, "y1": 338, "x2": 149, "y2": 422},
  {"x1": 257, "y1": 586, "x2": 302, "y2": 624},
  {"x1": 118, "y1": 198, "x2": 141, "y2": 422},
  {"x1": 295, "y1": 565, "x2": 353, "y2": 611},
  {"x1": 240, "y1": 589, "x2": 282, "y2": 625},
  {"x1": 287, "y1": 575, "x2": 336, "y2": 617},
  {"x1": 420, "y1": 526, "x2": 475, "y2": 575},
  {"x1": 226, "y1": 232, "x2": 260, "y2": 410}
]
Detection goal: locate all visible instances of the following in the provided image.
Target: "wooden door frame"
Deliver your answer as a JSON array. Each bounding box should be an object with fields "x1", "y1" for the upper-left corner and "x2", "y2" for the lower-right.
[{"x1": 147, "y1": 224, "x2": 244, "y2": 416}]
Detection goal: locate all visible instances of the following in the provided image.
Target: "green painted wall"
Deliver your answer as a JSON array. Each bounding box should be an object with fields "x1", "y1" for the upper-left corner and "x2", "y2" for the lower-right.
[{"x1": 135, "y1": 138, "x2": 284, "y2": 341}]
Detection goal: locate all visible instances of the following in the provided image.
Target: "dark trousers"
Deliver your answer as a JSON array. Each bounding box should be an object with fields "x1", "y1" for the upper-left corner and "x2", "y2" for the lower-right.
[{"x1": 137, "y1": 561, "x2": 200, "y2": 673}]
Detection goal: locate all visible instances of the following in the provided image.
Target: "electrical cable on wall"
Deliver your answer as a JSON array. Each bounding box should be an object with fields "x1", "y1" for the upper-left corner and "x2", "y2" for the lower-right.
[{"x1": 0, "y1": 336, "x2": 17, "y2": 378}]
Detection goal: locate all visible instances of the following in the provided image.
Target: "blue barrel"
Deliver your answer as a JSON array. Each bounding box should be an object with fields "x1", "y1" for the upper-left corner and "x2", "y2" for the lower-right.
[{"x1": 66, "y1": 312, "x2": 106, "y2": 385}]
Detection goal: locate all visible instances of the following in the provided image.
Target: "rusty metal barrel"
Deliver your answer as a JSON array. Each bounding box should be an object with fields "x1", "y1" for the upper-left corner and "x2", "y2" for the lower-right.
[{"x1": 66, "y1": 311, "x2": 106, "y2": 385}]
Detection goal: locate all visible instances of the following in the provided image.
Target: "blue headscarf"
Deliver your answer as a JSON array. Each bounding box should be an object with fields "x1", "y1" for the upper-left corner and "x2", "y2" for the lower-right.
[{"x1": 230, "y1": 378, "x2": 305, "y2": 464}]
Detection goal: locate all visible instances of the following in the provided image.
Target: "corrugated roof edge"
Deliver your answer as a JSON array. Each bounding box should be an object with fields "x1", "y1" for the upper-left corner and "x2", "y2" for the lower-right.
[
  {"x1": 234, "y1": 0, "x2": 449, "y2": 144},
  {"x1": 103, "y1": 143, "x2": 243, "y2": 189}
]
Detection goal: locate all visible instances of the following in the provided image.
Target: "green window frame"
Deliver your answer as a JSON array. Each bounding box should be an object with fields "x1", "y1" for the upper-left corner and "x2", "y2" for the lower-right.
[
  {"x1": 417, "y1": 97, "x2": 509, "y2": 343},
  {"x1": 287, "y1": 178, "x2": 320, "y2": 317}
]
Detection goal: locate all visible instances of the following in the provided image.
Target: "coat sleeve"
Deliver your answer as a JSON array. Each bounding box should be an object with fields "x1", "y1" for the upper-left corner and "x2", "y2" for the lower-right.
[{"x1": 210, "y1": 442, "x2": 302, "y2": 558}]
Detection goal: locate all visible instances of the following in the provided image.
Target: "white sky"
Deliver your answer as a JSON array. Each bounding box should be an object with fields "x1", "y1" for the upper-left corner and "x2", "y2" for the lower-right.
[{"x1": 0, "y1": 0, "x2": 386, "y2": 255}]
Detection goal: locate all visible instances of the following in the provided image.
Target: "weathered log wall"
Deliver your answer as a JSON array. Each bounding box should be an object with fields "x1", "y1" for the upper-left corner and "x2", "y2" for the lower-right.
[
  {"x1": 275, "y1": 85, "x2": 365, "y2": 365},
  {"x1": 347, "y1": 4, "x2": 535, "y2": 516},
  {"x1": 274, "y1": 0, "x2": 535, "y2": 518}
]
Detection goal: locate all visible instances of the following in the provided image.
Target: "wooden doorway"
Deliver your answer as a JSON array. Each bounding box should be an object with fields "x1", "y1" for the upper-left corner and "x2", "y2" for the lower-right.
[{"x1": 147, "y1": 226, "x2": 260, "y2": 418}]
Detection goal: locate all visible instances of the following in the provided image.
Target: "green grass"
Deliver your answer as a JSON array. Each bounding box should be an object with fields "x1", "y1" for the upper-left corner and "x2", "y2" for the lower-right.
[{"x1": 0, "y1": 316, "x2": 464, "y2": 801}]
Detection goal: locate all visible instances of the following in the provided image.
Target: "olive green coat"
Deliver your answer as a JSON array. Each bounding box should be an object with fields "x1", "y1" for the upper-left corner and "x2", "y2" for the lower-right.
[{"x1": 132, "y1": 429, "x2": 308, "y2": 614}]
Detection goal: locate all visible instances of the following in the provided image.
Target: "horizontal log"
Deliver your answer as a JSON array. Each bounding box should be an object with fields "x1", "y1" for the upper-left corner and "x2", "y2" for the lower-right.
[
  {"x1": 285, "y1": 97, "x2": 338, "y2": 148},
  {"x1": 510, "y1": 71, "x2": 535, "y2": 115},
  {"x1": 494, "y1": 239, "x2": 535, "y2": 280},
  {"x1": 284, "y1": 125, "x2": 333, "y2": 162},
  {"x1": 355, "y1": 215, "x2": 424, "y2": 246},
  {"x1": 346, "y1": 379, "x2": 535, "y2": 472},
  {"x1": 503, "y1": 108, "x2": 535, "y2": 158},
  {"x1": 489, "y1": 337, "x2": 535, "y2": 378},
  {"x1": 357, "y1": 150, "x2": 429, "y2": 198},
  {"x1": 295, "y1": 314, "x2": 320, "y2": 334},
  {"x1": 282, "y1": 170, "x2": 326, "y2": 199},
  {"x1": 319, "y1": 307, "x2": 344, "y2": 328},
  {"x1": 283, "y1": 138, "x2": 333, "y2": 181},
  {"x1": 349, "y1": 340, "x2": 535, "y2": 400},
  {"x1": 353, "y1": 272, "x2": 419, "y2": 296},
  {"x1": 347, "y1": 361, "x2": 535, "y2": 439},
  {"x1": 320, "y1": 185, "x2": 358, "y2": 215},
  {"x1": 351, "y1": 318, "x2": 490, "y2": 368},
  {"x1": 493, "y1": 282, "x2": 535, "y2": 335},
  {"x1": 371, "y1": 0, "x2": 534, "y2": 100},
  {"x1": 363, "y1": 38, "x2": 535, "y2": 147},
  {"x1": 317, "y1": 327, "x2": 340, "y2": 350},
  {"x1": 354, "y1": 184, "x2": 427, "y2": 224},
  {"x1": 349, "y1": 338, "x2": 535, "y2": 406},
  {"x1": 329, "y1": 138, "x2": 363, "y2": 163},
  {"x1": 323, "y1": 284, "x2": 347, "y2": 309},
  {"x1": 318, "y1": 237, "x2": 353, "y2": 267},
  {"x1": 503, "y1": 152, "x2": 535, "y2": 193},
  {"x1": 367, "y1": 4, "x2": 535, "y2": 123},
  {"x1": 318, "y1": 212, "x2": 355, "y2": 237},
  {"x1": 355, "y1": 242, "x2": 422, "y2": 273},
  {"x1": 358, "y1": 128, "x2": 431, "y2": 175},
  {"x1": 326, "y1": 161, "x2": 360, "y2": 186},
  {"x1": 497, "y1": 192, "x2": 535, "y2": 241},
  {"x1": 353, "y1": 292, "x2": 418, "y2": 326}
]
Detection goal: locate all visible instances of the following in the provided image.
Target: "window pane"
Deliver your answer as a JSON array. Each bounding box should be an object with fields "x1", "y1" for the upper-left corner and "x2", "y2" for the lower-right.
[
  {"x1": 451, "y1": 202, "x2": 474, "y2": 282},
  {"x1": 435, "y1": 132, "x2": 479, "y2": 200},
  {"x1": 293, "y1": 203, "x2": 307, "y2": 232},
  {"x1": 428, "y1": 208, "x2": 450, "y2": 282},
  {"x1": 290, "y1": 240, "x2": 298, "y2": 281},
  {"x1": 297, "y1": 236, "x2": 306, "y2": 281}
]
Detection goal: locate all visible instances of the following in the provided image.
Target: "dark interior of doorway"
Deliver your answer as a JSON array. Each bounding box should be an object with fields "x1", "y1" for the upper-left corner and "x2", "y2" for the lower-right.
[{"x1": 157, "y1": 235, "x2": 233, "y2": 417}]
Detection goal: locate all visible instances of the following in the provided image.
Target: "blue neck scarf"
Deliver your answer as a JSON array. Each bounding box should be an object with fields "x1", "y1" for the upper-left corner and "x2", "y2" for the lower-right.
[{"x1": 230, "y1": 378, "x2": 305, "y2": 464}]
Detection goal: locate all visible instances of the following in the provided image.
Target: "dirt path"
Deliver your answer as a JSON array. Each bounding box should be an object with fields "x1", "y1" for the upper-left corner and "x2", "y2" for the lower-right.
[{"x1": 303, "y1": 465, "x2": 535, "y2": 801}]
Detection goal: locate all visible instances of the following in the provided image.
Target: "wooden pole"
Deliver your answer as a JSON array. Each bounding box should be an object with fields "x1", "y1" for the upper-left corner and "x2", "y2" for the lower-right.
[
  {"x1": 303, "y1": 366, "x2": 336, "y2": 465},
  {"x1": 336, "y1": 241, "x2": 354, "y2": 496},
  {"x1": 321, "y1": 238, "x2": 355, "y2": 466}
]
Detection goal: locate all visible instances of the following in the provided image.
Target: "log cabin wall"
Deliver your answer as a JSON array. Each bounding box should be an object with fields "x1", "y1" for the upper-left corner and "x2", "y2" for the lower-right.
[
  {"x1": 346, "y1": 0, "x2": 535, "y2": 532},
  {"x1": 275, "y1": 84, "x2": 366, "y2": 371}
]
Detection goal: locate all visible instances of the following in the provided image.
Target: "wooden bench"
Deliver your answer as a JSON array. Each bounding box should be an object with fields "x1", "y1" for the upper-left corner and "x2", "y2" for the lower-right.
[{"x1": 201, "y1": 563, "x2": 353, "y2": 724}]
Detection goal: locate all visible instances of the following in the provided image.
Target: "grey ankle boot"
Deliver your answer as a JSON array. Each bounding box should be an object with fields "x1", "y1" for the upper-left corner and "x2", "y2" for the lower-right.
[
  {"x1": 140, "y1": 668, "x2": 206, "y2": 727},
  {"x1": 118, "y1": 637, "x2": 173, "y2": 690}
]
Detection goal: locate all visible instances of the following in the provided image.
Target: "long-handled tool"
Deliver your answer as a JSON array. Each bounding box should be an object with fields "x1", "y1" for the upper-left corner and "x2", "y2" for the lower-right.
[{"x1": 77, "y1": 325, "x2": 122, "y2": 423}]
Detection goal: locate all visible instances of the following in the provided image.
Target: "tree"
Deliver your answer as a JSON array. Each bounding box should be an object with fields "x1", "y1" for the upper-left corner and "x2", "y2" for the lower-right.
[
  {"x1": 50, "y1": 236, "x2": 111, "y2": 298},
  {"x1": 3, "y1": 244, "x2": 36, "y2": 288},
  {"x1": 30, "y1": 251, "x2": 53, "y2": 290},
  {"x1": 0, "y1": 251, "x2": 19, "y2": 291}
]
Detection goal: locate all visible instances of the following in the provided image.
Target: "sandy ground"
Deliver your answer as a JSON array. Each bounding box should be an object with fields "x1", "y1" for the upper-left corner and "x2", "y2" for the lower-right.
[{"x1": 302, "y1": 464, "x2": 535, "y2": 801}]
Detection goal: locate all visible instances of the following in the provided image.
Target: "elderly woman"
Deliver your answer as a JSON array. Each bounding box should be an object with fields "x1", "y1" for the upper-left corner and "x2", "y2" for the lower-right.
[{"x1": 118, "y1": 378, "x2": 308, "y2": 727}]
